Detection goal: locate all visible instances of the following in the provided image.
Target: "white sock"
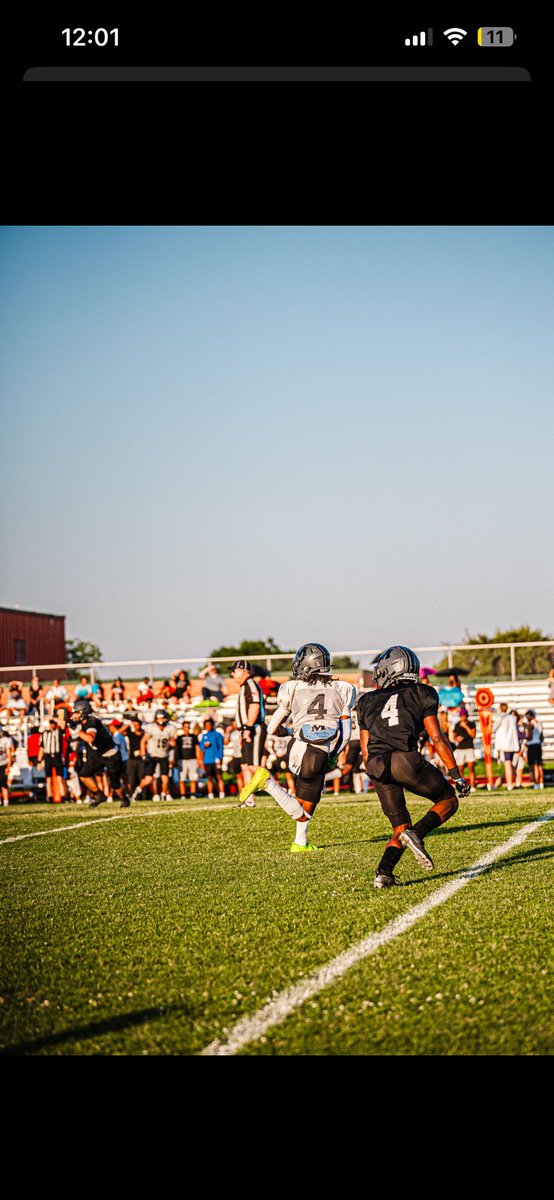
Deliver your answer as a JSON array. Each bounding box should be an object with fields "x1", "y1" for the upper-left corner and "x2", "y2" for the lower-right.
[
  {"x1": 263, "y1": 774, "x2": 304, "y2": 819},
  {"x1": 295, "y1": 817, "x2": 310, "y2": 846}
]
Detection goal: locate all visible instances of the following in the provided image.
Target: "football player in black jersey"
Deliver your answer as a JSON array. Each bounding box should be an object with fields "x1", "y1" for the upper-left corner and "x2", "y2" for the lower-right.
[
  {"x1": 357, "y1": 646, "x2": 470, "y2": 889},
  {"x1": 70, "y1": 699, "x2": 128, "y2": 809}
]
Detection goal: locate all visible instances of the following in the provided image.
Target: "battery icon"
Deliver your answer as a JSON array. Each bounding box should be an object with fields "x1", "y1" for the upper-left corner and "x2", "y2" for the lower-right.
[{"x1": 478, "y1": 27, "x2": 515, "y2": 46}]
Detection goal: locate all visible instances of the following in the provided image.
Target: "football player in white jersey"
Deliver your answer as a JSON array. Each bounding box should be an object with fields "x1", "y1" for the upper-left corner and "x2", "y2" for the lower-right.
[{"x1": 237, "y1": 643, "x2": 356, "y2": 852}]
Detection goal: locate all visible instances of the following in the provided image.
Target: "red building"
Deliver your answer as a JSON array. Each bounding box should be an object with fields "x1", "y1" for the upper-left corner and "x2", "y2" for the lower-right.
[{"x1": 0, "y1": 607, "x2": 66, "y2": 682}]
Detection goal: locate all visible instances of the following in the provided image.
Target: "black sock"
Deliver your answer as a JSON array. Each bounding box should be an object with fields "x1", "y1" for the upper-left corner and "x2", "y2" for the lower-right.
[
  {"x1": 377, "y1": 845, "x2": 404, "y2": 875},
  {"x1": 412, "y1": 811, "x2": 442, "y2": 840}
]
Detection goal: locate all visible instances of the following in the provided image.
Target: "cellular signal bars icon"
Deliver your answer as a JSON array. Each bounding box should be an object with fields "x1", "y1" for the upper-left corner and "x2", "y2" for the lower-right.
[{"x1": 405, "y1": 29, "x2": 433, "y2": 46}]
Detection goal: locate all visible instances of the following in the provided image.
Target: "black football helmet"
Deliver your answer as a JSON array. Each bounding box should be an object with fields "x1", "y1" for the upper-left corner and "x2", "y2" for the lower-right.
[
  {"x1": 291, "y1": 643, "x2": 332, "y2": 682},
  {"x1": 155, "y1": 708, "x2": 169, "y2": 724},
  {"x1": 372, "y1": 646, "x2": 421, "y2": 689},
  {"x1": 73, "y1": 698, "x2": 93, "y2": 720}
]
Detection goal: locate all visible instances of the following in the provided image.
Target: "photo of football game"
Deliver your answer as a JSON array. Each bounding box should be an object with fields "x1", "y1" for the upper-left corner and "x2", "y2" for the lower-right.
[{"x1": 1, "y1": 227, "x2": 552, "y2": 1057}]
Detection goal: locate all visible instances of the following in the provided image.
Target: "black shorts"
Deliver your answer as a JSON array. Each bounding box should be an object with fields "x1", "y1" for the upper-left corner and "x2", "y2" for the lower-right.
[
  {"x1": 126, "y1": 758, "x2": 146, "y2": 790},
  {"x1": 366, "y1": 749, "x2": 455, "y2": 828},
  {"x1": 0, "y1": 766, "x2": 8, "y2": 789},
  {"x1": 527, "y1": 744, "x2": 543, "y2": 766},
  {"x1": 285, "y1": 739, "x2": 328, "y2": 806},
  {"x1": 227, "y1": 757, "x2": 243, "y2": 775},
  {"x1": 242, "y1": 724, "x2": 267, "y2": 767},
  {"x1": 203, "y1": 762, "x2": 221, "y2": 780},
  {"x1": 79, "y1": 750, "x2": 106, "y2": 779},
  {"x1": 44, "y1": 754, "x2": 64, "y2": 779},
  {"x1": 144, "y1": 756, "x2": 170, "y2": 777}
]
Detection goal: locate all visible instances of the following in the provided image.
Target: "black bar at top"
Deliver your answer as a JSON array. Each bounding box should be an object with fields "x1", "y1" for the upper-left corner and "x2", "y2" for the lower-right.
[{"x1": 23, "y1": 65, "x2": 531, "y2": 83}]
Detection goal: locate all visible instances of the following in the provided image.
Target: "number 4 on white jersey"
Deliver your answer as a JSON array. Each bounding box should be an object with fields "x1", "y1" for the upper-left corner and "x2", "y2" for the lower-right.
[{"x1": 381, "y1": 694, "x2": 399, "y2": 726}]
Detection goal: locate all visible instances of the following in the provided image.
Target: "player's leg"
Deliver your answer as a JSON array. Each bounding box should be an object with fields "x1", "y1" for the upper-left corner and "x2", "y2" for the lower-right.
[
  {"x1": 206, "y1": 763, "x2": 215, "y2": 798},
  {"x1": 269, "y1": 741, "x2": 326, "y2": 850},
  {"x1": 367, "y1": 755, "x2": 412, "y2": 886},
  {"x1": 389, "y1": 750, "x2": 458, "y2": 868}
]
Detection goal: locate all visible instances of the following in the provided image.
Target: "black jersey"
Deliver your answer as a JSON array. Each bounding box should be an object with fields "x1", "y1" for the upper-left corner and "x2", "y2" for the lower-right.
[
  {"x1": 357, "y1": 683, "x2": 439, "y2": 756},
  {"x1": 126, "y1": 729, "x2": 144, "y2": 758},
  {"x1": 83, "y1": 716, "x2": 116, "y2": 757},
  {"x1": 174, "y1": 732, "x2": 199, "y2": 761}
]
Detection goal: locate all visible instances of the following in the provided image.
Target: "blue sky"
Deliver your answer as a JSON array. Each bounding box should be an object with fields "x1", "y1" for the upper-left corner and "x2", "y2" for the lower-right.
[{"x1": 1, "y1": 225, "x2": 552, "y2": 668}]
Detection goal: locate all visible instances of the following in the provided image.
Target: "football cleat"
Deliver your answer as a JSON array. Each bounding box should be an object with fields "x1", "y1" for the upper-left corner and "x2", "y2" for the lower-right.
[
  {"x1": 236, "y1": 797, "x2": 255, "y2": 808},
  {"x1": 88, "y1": 795, "x2": 106, "y2": 808},
  {"x1": 373, "y1": 871, "x2": 401, "y2": 888},
  {"x1": 290, "y1": 842, "x2": 322, "y2": 853},
  {"x1": 237, "y1": 766, "x2": 270, "y2": 805},
  {"x1": 399, "y1": 828, "x2": 434, "y2": 871}
]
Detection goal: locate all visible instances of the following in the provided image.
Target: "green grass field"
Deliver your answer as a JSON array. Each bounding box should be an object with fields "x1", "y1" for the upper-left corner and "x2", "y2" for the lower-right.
[{"x1": 1, "y1": 790, "x2": 552, "y2": 1056}]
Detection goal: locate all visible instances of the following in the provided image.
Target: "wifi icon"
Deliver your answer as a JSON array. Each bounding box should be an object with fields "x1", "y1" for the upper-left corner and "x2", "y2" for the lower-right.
[{"x1": 443, "y1": 27, "x2": 468, "y2": 45}]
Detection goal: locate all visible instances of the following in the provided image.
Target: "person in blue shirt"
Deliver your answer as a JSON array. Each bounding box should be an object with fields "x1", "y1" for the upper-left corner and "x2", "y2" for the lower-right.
[
  {"x1": 198, "y1": 718, "x2": 225, "y2": 799},
  {"x1": 74, "y1": 675, "x2": 94, "y2": 701}
]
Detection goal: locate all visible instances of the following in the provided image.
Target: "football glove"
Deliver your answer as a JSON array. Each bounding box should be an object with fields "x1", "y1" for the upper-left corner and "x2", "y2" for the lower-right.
[{"x1": 454, "y1": 777, "x2": 471, "y2": 799}]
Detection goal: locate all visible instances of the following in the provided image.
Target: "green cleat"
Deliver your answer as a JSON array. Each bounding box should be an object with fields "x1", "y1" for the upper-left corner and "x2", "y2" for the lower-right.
[
  {"x1": 290, "y1": 842, "x2": 322, "y2": 853},
  {"x1": 237, "y1": 766, "x2": 270, "y2": 806}
]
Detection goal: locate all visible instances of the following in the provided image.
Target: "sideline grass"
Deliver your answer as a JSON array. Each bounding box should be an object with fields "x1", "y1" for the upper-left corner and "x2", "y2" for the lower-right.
[{"x1": 0, "y1": 792, "x2": 552, "y2": 1055}]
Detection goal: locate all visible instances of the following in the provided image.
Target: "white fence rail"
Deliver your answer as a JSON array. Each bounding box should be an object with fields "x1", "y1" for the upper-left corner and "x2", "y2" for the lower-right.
[{"x1": 1, "y1": 641, "x2": 553, "y2": 683}]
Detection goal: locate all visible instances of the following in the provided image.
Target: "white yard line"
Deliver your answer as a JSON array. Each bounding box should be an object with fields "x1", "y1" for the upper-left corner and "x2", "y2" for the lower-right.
[{"x1": 201, "y1": 808, "x2": 554, "y2": 1056}]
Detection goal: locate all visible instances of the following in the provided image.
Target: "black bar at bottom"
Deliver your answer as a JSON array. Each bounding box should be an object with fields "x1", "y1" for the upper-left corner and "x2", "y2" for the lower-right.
[{"x1": 23, "y1": 65, "x2": 531, "y2": 83}]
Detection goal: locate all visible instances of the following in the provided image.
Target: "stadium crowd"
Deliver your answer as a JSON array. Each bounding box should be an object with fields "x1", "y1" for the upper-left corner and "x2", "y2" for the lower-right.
[{"x1": 0, "y1": 660, "x2": 548, "y2": 806}]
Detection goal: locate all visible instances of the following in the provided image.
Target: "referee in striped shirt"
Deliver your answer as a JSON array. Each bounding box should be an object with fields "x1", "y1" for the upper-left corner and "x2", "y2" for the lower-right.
[
  {"x1": 230, "y1": 660, "x2": 267, "y2": 808},
  {"x1": 38, "y1": 716, "x2": 67, "y2": 801}
]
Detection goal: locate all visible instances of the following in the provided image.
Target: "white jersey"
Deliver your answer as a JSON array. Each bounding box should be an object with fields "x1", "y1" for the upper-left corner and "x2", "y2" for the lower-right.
[
  {"x1": 275, "y1": 679, "x2": 356, "y2": 740},
  {"x1": 144, "y1": 722, "x2": 176, "y2": 758}
]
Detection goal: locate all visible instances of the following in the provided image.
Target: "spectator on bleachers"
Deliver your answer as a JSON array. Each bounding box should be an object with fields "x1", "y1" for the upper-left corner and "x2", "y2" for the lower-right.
[
  {"x1": 419, "y1": 667, "x2": 436, "y2": 686},
  {"x1": 137, "y1": 676, "x2": 154, "y2": 704},
  {"x1": 548, "y1": 668, "x2": 554, "y2": 706},
  {"x1": 27, "y1": 675, "x2": 43, "y2": 717},
  {"x1": 45, "y1": 678, "x2": 70, "y2": 713},
  {"x1": 157, "y1": 679, "x2": 174, "y2": 701},
  {"x1": 199, "y1": 663, "x2": 227, "y2": 703},
  {"x1": 111, "y1": 677, "x2": 126, "y2": 703},
  {"x1": 174, "y1": 669, "x2": 192, "y2": 704},
  {"x1": 75, "y1": 675, "x2": 94, "y2": 701},
  {"x1": 524, "y1": 710, "x2": 544, "y2": 790},
  {"x1": 493, "y1": 702, "x2": 519, "y2": 790},
  {"x1": 6, "y1": 682, "x2": 27, "y2": 714}
]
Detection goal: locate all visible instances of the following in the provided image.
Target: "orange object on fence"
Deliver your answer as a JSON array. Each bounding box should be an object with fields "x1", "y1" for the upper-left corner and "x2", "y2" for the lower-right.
[{"x1": 474, "y1": 687, "x2": 495, "y2": 790}]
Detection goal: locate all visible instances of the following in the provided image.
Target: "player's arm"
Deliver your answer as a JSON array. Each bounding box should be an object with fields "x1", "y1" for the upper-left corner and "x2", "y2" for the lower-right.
[
  {"x1": 335, "y1": 684, "x2": 356, "y2": 753},
  {"x1": 266, "y1": 704, "x2": 291, "y2": 737},
  {"x1": 78, "y1": 724, "x2": 97, "y2": 746},
  {"x1": 423, "y1": 713, "x2": 470, "y2": 797},
  {"x1": 359, "y1": 727, "x2": 371, "y2": 770}
]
